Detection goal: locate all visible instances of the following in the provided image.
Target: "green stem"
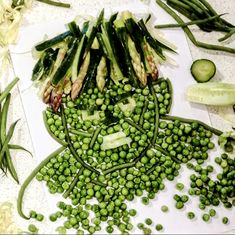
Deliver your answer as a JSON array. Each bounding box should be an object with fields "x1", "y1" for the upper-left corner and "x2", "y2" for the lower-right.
[
  {"x1": 17, "y1": 146, "x2": 66, "y2": 219},
  {"x1": 36, "y1": 0, "x2": 70, "y2": 8},
  {"x1": 160, "y1": 114, "x2": 223, "y2": 136}
]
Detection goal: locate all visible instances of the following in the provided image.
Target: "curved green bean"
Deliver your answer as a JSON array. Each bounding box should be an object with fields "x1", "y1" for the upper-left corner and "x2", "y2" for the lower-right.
[
  {"x1": 218, "y1": 28, "x2": 235, "y2": 42},
  {"x1": 17, "y1": 146, "x2": 66, "y2": 219},
  {"x1": 160, "y1": 114, "x2": 223, "y2": 136},
  {"x1": 43, "y1": 111, "x2": 68, "y2": 147},
  {"x1": 60, "y1": 105, "x2": 100, "y2": 175}
]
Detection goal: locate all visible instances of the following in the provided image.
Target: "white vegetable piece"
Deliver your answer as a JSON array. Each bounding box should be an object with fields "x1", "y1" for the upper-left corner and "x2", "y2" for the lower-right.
[{"x1": 186, "y1": 83, "x2": 235, "y2": 106}]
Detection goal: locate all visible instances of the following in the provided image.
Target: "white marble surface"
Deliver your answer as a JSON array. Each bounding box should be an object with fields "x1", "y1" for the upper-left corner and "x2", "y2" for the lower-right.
[{"x1": 0, "y1": 0, "x2": 235, "y2": 233}]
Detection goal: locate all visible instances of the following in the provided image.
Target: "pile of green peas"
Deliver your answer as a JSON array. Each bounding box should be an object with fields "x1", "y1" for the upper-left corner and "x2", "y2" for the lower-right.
[
  {"x1": 188, "y1": 153, "x2": 235, "y2": 210},
  {"x1": 33, "y1": 78, "x2": 233, "y2": 234}
]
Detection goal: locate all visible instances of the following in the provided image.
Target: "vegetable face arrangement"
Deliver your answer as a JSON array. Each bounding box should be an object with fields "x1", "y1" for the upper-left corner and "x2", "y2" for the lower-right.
[{"x1": 17, "y1": 10, "x2": 235, "y2": 235}]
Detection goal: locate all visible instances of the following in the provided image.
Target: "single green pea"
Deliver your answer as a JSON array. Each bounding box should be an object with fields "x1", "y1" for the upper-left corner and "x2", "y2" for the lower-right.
[
  {"x1": 176, "y1": 201, "x2": 184, "y2": 209},
  {"x1": 155, "y1": 224, "x2": 163, "y2": 231},
  {"x1": 202, "y1": 213, "x2": 210, "y2": 222},
  {"x1": 176, "y1": 182, "x2": 184, "y2": 191},
  {"x1": 137, "y1": 223, "x2": 144, "y2": 230},
  {"x1": 222, "y1": 217, "x2": 229, "y2": 224},
  {"x1": 209, "y1": 209, "x2": 216, "y2": 217},
  {"x1": 161, "y1": 205, "x2": 169, "y2": 213},
  {"x1": 28, "y1": 224, "x2": 38, "y2": 233},
  {"x1": 145, "y1": 218, "x2": 152, "y2": 225},
  {"x1": 187, "y1": 212, "x2": 195, "y2": 220},
  {"x1": 36, "y1": 213, "x2": 44, "y2": 222}
]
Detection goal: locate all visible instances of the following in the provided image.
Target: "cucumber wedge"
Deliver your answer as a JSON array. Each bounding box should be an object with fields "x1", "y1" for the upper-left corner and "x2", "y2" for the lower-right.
[{"x1": 190, "y1": 59, "x2": 216, "y2": 83}]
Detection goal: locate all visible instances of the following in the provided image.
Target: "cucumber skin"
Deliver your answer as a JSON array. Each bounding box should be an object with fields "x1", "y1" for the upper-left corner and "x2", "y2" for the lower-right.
[{"x1": 190, "y1": 59, "x2": 216, "y2": 83}]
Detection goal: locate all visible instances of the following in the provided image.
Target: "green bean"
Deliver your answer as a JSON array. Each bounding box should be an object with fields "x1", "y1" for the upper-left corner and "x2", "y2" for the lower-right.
[
  {"x1": 69, "y1": 129, "x2": 93, "y2": 138},
  {"x1": 154, "y1": 144, "x2": 181, "y2": 163},
  {"x1": 167, "y1": 0, "x2": 192, "y2": 12},
  {"x1": 148, "y1": 80, "x2": 159, "y2": 144},
  {"x1": 91, "y1": 179, "x2": 107, "y2": 187},
  {"x1": 155, "y1": 15, "x2": 223, "y2": 29},
  {"x1": 146, "y1": 164, "x2": 158, "y2": 175},
  {"x1": 0, "y1": 94, "x2": 10, "y2": 143},
  {"x1": 103, "y1": 162, "x2": 135, "y2": 175},
  {"x1": 89, "y1": 127, "x2": 101, "y2": 149},
  {"x1": 124, "y1": 118, "x2": 145, "y2": 134},
  {"x1": 134, "y1": 145, "x2": 152, "y2": 163},
  {"x1": 160, "y1": 115, "x2": 222, "y2": 136},
  {"x1": 152, "y1": 77, "x2": 166, "y2": 85},
  {"x1": 0, "y1": 120, "x2": 19, "y2": 167},
  {"x1": 180, "y1": 0, "x2": 205, "y2": 15},
  {"x1": 0, "y1": 94, "x2": 19, "y2": 182},
  {"x1": 189, "y1": 0, "x2": 210, "y2": 14},
  {"x1": 192, "y1": 0, "x2": 233, "y2": 28},
  {"x1": 5, "y1": 150, "x2": 19, "y2": 183},
  {"x1": 166, "y1": 0, "x2": 196, "y2": 22},
  {"x1": 165, "y1": 78, "x2": 172, "y2": 113},
  {"x1": 36, "y1": 0, "x2": 70, "y2": 8},
  {"x1": 0, "y1": 78, "x2": 19, "y2": 104},
  {"x1": 156, "y1": 0, "x2": 235, "y2": 54},
  {"x1": 60, "y1": 105, "x2": 100, "y2": 175},
  {"x1": 43, "y1": 111, "x2": 68, "y2": 147},
  {"x1": 17, "y1": 146, "x2": 66, "y2": 219},
  {"x1": 139, "y1": 101, "x2": 148, "y2": 126},
  {"x1": 218, "y1": 28, "x2": 235, "y2": 42},
  {"x1": 63, "y1": 167, "x2": 84, "y2": 198}
]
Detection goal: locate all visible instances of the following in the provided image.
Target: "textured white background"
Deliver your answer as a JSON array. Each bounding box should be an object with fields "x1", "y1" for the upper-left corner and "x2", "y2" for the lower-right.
[{"x1": 0, "y1": 0, "x2": 235, "y2": 233}]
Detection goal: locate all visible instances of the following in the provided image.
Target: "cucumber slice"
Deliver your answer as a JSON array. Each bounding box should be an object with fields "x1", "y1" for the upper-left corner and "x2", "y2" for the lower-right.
[{"x1": 190, "y1": 59, "x2": 216, "y2": 83}]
